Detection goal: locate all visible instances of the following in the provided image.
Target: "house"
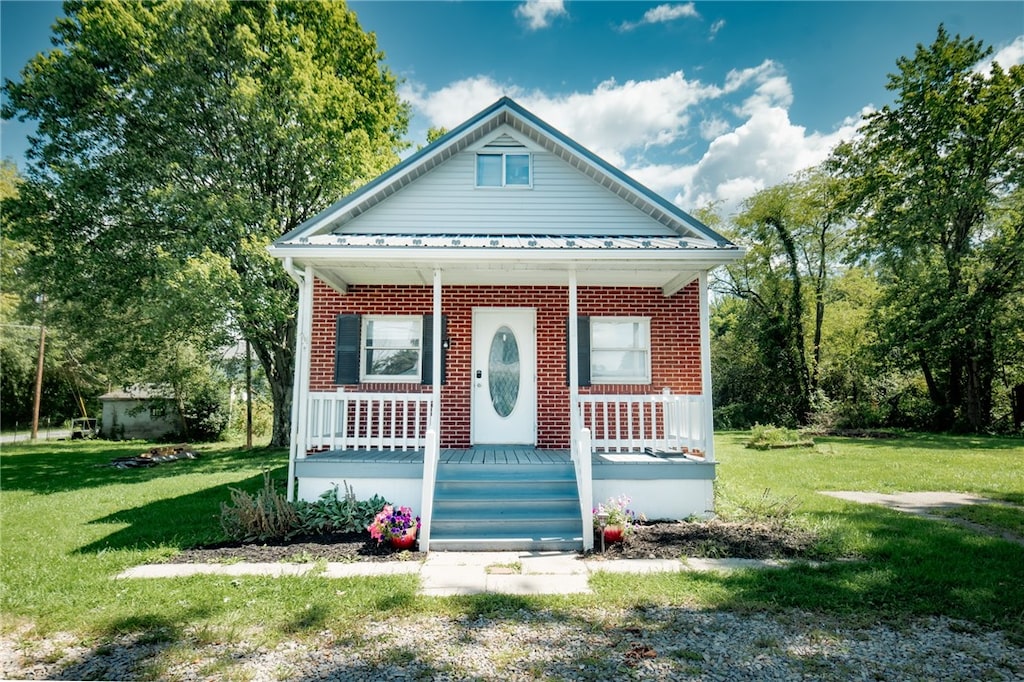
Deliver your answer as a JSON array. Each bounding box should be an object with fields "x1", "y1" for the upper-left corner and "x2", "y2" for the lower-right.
[
  {"x1": 268, "y1": 97, "x2": 744, "y2": 551},
  {"x1": 99, "y1": 386, "x2": 180, "y2": 440}
]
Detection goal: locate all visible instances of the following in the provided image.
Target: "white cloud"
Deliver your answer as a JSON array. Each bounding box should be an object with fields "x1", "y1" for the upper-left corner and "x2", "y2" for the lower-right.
[
  {"x1": 403, "y1": 62, "x2": 866, "y2": 218},
  {"x1": 620, "y1": 3, "x2": 699, "y2": 31},
  {"x1": 699, "y1": 116, "x2": 731, "y2": 141},
  {"x1": 403, "y1": 71, "x2": 721, "y2": 167},
  {"x1": 709, "y1": 19, "x2": 725, "y2": 40},
  {"x1": 975, "y1": 35, "x2": 1024, "y2": 76},
  {"x1": 401, "y1": 78, "x2": 522, "y2": 128},
  {"x1": 514, "y1": 0, "x2": 567, "y2": 31},
  {"x1": 664, "y1": 107, "x2": 861, "y2": 214}
]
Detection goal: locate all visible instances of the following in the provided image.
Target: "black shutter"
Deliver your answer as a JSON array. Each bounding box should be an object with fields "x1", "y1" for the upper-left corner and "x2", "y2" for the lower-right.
[
  {"x1": 421, "y1": 314, "x2": 448, "y2": 385},
  {"x1": 334, "y1": 314, "x2": 361, "y2": 384},
  {"x1": 566, "y1": 316, "x2": 591, "y2": 387}
]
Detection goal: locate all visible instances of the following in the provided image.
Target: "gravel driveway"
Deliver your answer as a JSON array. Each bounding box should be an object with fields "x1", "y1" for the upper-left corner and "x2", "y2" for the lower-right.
[{"x1": 5, "y1": 608, "x2": 1022, "y2": 681}]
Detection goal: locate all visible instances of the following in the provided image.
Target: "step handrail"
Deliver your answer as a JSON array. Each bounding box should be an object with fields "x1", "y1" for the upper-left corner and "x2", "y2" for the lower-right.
[
  {"x1": 571, "y1": 410, "x2": 594, "y2": 551},
  {"x1": 418, "y1": 421, "x2": 440, "y2": 552}
]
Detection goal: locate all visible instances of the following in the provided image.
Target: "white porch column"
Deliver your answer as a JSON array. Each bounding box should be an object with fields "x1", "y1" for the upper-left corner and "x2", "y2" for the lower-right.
[
  {"x1": 432, "y1": 268, "x2": 442, "y2": 426},
  {"x1": 568, "y1": 271, "x2": 579, "y2": 404},
  {"x1": 283, "y1": 258, "x2": 314, "y2": 501},
  {"x1": 699, "y1": 270, "x2": 715, "y2": 462}
]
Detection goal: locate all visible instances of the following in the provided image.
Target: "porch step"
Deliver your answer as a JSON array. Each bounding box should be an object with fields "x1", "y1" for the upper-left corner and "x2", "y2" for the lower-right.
[{"x1": 428, "y1": 462, "x2": 583, "y2": 551}]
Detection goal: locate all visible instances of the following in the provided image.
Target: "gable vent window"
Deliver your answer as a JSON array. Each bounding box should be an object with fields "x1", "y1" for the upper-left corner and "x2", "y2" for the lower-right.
[{"x1": 476, "y1": 153, "x2": 531, "y2": 188}]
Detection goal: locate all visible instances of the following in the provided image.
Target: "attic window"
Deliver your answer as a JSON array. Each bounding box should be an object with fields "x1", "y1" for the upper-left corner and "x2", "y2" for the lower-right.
[{"x1": 476, "y1": 153, "x2": 531, "y2": 188}]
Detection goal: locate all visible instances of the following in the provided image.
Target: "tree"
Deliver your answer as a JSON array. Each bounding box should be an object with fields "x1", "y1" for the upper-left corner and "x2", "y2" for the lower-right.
[
  {"x1": 713, "y1": 168, "x2": 850, "y2": 426},
  {"x1": 3, "y1": 1, "x2": 409, "y2": 444},
  {"x1": 836, "y1": 26, "x2": 1024, "y2": 430}
]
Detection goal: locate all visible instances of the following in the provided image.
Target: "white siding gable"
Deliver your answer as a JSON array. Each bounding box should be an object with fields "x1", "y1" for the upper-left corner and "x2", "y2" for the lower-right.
[{"x1": 335, "y1": 138, "x2": 678, "y2": 238}]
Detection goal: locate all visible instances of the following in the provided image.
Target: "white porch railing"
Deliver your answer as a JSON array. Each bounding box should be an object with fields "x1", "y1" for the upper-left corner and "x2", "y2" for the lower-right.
[
  {"x1": 304, "y1": 390, "x2": 436, "y2": 454},
  {"x1": 570, "y1": 410, "x2": 594, "y2": 551},
  {"x1": 576, "y1": 393, "x2": 706, "y2": 456}
]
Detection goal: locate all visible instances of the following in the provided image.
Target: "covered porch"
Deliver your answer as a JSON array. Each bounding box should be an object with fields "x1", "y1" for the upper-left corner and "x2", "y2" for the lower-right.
[{"x1": 291, "y1": 390, "x2": 716, "y2": 551}]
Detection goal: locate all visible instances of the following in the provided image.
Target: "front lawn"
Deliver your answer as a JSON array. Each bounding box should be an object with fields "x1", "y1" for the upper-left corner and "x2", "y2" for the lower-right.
[{"x1": 2, "y1": 432, "x2": 1022, "y2": 663}]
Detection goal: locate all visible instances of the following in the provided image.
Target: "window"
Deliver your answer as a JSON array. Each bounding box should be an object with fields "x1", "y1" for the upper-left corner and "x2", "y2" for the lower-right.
[
  {"x1": 476, "y1": 153, "x2": 531, "y2": 187},
  {"x1": 335, "y1": 314, "x2": 446, "y2": 385},
  {"x1": 361, "y1": 316, "x2": 422, "y2": 382},
  {"x1": 590, "y1": 317, "x2": 651, "y2": 384}
]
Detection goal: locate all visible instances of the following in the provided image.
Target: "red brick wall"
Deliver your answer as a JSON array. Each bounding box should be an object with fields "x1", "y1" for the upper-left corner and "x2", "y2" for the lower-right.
[{"x1": 308, "y1": 280, "x2": 703, "y2": 448}]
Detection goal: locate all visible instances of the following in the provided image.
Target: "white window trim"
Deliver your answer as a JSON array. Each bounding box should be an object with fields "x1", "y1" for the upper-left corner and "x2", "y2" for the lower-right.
[
  {"x1": 360, "y1": 315, "x2": 423, "y2": 383},
  {"x1": 590, "y1": 316, "x2": 652, "y2": 385},
  {"x1": 475, "y1": 152, "x2": 533, "y2": 189}
]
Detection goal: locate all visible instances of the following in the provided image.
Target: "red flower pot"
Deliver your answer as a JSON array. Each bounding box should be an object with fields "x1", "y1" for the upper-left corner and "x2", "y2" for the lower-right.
[
  {"x1": 389, "y1": 533, "x2": 416, "y2": 550},
  {"x1": 603, "y1": 525, "x2": 625, "y2": 544}
]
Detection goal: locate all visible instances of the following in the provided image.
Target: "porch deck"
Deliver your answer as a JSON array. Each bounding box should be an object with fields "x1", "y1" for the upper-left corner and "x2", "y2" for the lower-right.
[{"x1": 297, "y1": 445, "x2": 712, "y2": 480}]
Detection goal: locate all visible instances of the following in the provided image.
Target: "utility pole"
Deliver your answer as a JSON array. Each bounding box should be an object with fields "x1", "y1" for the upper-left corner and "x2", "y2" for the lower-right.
[
  {"x1": 30, "y1": 295, "x2": 46, "y2": 440},
  {"x1": 245, "y1": 338, "x2": 253, "y2": 449}
]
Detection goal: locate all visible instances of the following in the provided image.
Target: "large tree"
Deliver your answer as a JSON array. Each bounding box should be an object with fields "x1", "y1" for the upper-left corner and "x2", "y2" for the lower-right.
[
  {"x1": 836, "y1": 26, "x2": 1024, "y2": 430},
  {"x1": 3, "y1": 0, "x2": 409, "y2": 444},
  {"x1": 713, "y1": 167, "x2": 849, "y2": 426}
]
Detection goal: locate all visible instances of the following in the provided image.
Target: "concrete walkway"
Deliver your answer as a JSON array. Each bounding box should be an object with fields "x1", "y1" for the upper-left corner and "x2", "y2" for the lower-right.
[
  {"x1": 821, "y1": 490, "x2": 1024, "y2": 546},
  {"x1": 117, "y1": 552, "x2": 799, "y2": 596},
  {"x1": 820, "y1": 490, "x2": 1012, "y2": 513}
]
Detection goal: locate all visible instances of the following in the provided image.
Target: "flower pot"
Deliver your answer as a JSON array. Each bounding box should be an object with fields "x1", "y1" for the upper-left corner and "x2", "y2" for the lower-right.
[
  {"x1": 389, "y1": 533, "x2": 416, "y2": 550},
  {"x1": 603, "y1": 525, "x2": 625, "y2": 544}
]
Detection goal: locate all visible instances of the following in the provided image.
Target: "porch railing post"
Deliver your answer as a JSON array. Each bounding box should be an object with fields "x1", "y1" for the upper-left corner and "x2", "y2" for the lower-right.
[
  {"x1": 699, "y1": 271, "x2": 715, "y2": 462},
  {"x1": 419, "y1": 427, "x2": 439, "y2": 552},
  {"x1": 283, "y1": 258, "x2": 313, "y2": 502},
  {"x1": 577, "y1": 426, "x2": 593, "y2": 551}
]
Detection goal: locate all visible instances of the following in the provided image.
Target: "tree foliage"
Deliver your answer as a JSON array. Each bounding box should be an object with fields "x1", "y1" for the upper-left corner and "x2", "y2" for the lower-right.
[
  {"x1": 836, "y1": 25, "x2": 1024, "y2": 431},
  {"x1": 712, "y1": 26, "x2": 1023, "y2": 434},
  {"x1": 2, "y1": 0, "x2": 408, "y2": 444},
  {"x1": 713, "y1": 168, "x2": 849, "y2": 427}
]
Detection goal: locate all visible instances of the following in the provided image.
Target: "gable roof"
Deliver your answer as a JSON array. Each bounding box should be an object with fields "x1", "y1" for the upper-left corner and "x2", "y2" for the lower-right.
[
  {"x1": 269, "y1": 97, "x2": 743, "y2": 294},
  {"x1": 275, "y1": 97, "x2": 732, "y2": 247}
]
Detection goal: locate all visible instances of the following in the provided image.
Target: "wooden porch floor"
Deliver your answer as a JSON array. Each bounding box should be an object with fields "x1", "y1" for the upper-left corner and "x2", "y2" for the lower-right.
[
  {"x1": 303, "y1": 445, "x2": 702, "y2": 465},
  {"x1": 305, "y1": 445, "x2": 572, "y2": 465}
]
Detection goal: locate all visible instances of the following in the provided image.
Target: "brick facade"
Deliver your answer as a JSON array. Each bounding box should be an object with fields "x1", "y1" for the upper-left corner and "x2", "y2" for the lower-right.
[{"x1": 308, "y1": 279, "x2": 703, "y2": 449}]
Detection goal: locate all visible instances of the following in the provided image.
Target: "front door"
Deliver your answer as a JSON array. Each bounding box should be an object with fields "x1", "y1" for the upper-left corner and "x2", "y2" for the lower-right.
[{"x1": 471, "y1": 308, "x2": 536, "y2": 444}]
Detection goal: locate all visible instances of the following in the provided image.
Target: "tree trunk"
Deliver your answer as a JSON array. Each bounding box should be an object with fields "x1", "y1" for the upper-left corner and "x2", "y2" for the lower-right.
[
  {"x1": 769, "y1": 217, "x2": 811, "y2": 422},
  {"x1": 248, "y1": 315, "x2": 296, "y2": 448},
  {"x1": 964, "y1": 326, "x2": 994, "y2": 431},
  {"x1": 1012, "y1": 384, "x2": 1024, "y2": 432}
]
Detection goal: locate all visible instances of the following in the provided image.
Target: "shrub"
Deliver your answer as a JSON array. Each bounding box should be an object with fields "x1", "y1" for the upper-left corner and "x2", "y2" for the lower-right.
[
  {"x1": 730, "y1": 488, "x2": 800, "y2": 530},
  {"x1": 745, "y1": 423, "x2": 814, "y2": 450},
  {"x1": 220, "y1": 471, "x2": 299, "y2": 542},
  {"x1": 182, "y1": 382, "x2": 229, "y2": 442},
  {"x1": 294, "y1": 482, "x2": 388, "y2": 535}
]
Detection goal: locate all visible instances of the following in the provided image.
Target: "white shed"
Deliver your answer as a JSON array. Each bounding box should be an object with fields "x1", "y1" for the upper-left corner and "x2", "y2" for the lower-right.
[{"x1": 99, "y1": 386, "x2": 180, "y2": 440}]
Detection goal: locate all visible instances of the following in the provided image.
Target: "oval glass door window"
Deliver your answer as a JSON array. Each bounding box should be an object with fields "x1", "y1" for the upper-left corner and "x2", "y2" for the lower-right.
[{"x1": 488, "y1": 325, "x2": 520, "y2": 418}]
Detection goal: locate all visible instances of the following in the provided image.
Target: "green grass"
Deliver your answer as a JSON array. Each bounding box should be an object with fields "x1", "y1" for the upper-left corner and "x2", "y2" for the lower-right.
[
  {"x1": 591, "y1": 431, "x2": 1024, "y2": 636},
  {"x1": 2, "y1": 431, "x2": 1023, "y2": 667},
  {"x1": 936, "y1": 503, "x2": 1024, "y2": 537}
]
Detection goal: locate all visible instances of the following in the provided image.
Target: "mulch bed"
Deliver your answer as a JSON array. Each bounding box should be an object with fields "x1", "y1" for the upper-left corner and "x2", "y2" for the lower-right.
[
  {"x1": 169, "y1": 520, "x2": 818, "y2": 564},
  {"x1": 589, "y1": 519, "x2": 819, "y2": 560}
]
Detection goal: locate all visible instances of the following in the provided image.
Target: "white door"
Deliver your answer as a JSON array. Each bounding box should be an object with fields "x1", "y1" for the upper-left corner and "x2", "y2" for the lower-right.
[{"x1": 471, "y1": 308, "x2": 536, "y2": 444}]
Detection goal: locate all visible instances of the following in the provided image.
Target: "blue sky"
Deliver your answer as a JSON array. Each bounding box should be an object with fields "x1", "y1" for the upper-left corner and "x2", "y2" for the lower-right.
[{"x1": 3, "y1": 1, "x2": 1022, "y2": 215}]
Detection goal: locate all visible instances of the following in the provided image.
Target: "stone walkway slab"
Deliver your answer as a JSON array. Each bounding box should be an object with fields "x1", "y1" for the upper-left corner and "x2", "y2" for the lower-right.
[{"x1": 116, "y1": 550, "x2": 800, "y2": 594}]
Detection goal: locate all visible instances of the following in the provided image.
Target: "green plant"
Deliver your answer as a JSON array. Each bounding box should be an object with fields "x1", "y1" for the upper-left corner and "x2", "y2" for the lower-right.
[
  {"x1": 593, "y1": 495, "x2": 645, "y2": 533},
  {"x1": 730, "y1": 488, "x2": 800, "y2": 530},
  {"x1": 294, "y1": 482, "x2": 388, "y2": 535},
  {"x1": 746, "y1": 423, "x2": 814, "y2": 450},
  {"x1": 219, "y1": 471, "x2": 299, "y2": 542}
]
